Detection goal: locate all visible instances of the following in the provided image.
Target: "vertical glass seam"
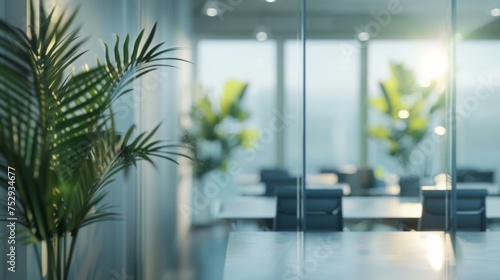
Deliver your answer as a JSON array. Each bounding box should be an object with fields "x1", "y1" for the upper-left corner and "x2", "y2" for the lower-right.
[{"x1": 300, "y1": 0, "x2": 307, "y2": 232}]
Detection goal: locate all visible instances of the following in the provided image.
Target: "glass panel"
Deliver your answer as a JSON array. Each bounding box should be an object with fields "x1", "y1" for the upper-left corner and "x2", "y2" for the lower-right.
[
  {"x1": 453, "y1": 0, "x2": 500, "y2": 278},
  {"x1": 196, "y1": 40, "x2": 277, "y2": 174},
  {"x1": 188, "y1": 1, "x2": 305, "y2": 279},
  {"x1": 303, "y1": 0, "x2": 452, "y2": 278},
  {"x1": 456, "y1": 41, "x2": 500, "y2": 176},
  {"x1": 369, "y1": 40, "x2": 449, "y2": 188},
  {"x1": 285, "y1": 40, "x2": 359, "y2": 173}
]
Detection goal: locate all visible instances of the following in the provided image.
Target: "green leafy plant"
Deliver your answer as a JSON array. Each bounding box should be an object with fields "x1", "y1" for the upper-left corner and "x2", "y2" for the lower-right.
[
  {"x1": 369, "y1": 62, "x2": 445, "y2": 173},
  {"x1": 0, "y1": 1, "x2": 186, "y2": 279},
  {"x1": 183, "y1": 80, "x2": 259, "y2": 179}
]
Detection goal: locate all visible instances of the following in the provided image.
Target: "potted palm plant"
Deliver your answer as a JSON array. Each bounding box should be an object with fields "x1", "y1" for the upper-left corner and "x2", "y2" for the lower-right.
[
  {"x1": 0, "y1": 1, "x2": 186, "y2": 279},
  {"x1": 182, "y1": 80, "x2": 258, "y2": 224},
  {"x1": 369, "y1": 62, "x2": 445, "y2": 195}
]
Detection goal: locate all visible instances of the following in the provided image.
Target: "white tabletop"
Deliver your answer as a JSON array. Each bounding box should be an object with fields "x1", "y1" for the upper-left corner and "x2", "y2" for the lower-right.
[
  {"x1": 454, "y1": 232, "x2": 500, "y2": 279},
  {"x1": 223, "y1": 231, "x2": 500, "y2": 280},
  {"x1": 238, "y1": 182, "x2": 500, "y2": 196},
  {"x1": 223, "y1": 231, "x2": 456, "y2": 280},
  {"x1": 237, "y1": 183, "x2": 351, "y2": 196},
  {"x1": 216, "y1": 196, "x2": 500, "y2": 220}
]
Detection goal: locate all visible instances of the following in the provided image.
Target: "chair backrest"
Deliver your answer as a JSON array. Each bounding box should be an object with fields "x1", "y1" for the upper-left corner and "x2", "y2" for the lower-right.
[
  {"x1": 399, "y1": 176, "x2": 420, "y2": 197},
  {"x1": 419, "y1": 189, "x2": 487, "y2": 231},
  {"x1": 274, "y1": 189, "x2": 343, "y2": 231},
  {"x1": 260, "y1": 168, "x2": 290, "y2": 183},
  {"x1": 264, "y1": 177, "x2": 299, "y2": 196},
  {"x1": 347, "y1": 168, "x2": 376, "y2": 195},
  {"x1": 457, "y1": 169, "x2": 494, "y2": 183}
]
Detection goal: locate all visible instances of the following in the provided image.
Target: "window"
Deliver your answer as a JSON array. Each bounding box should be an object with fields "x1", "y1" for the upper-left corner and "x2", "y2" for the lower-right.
[
  {"x1": 285, "y1": 40, "x2": 359, "y2": 172},
  {"x1": 368, "y1": 40, "x2": 447, "y2": 176},
  {"x1": 197, "y1": 40, "x2": 277, "y2": 173}
]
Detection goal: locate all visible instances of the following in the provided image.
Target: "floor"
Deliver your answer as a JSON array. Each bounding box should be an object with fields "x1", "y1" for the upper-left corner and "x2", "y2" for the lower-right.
[
  {"x1": 169, "y1": 222, "x2": 231, "y2": 280},
  {"x1": 190, "y1": 224, "x2": 230, "y2": 280}
]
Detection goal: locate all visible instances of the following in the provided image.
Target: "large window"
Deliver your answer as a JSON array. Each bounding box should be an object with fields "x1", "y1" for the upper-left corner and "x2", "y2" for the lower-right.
[
  {"x1": 197, "y1": 40, "x2": 277, "y2": 173},
  {"x1": 368, "y1": 40, "x2": 447, "y2": 177},
  {"x1": 285, "y1": 40, "x2": 360, "y2": 173},
  {"x1": 456, "y1": 41, "x2": 500, "y2": 183}
]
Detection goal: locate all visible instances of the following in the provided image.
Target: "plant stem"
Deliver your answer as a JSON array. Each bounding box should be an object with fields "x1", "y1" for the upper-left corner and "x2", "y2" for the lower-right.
[
  {"x1": 64, "y1": 234, "x2": 67, "y2": 279},
  {"x1": 33, "y1": 243, "x2": 43, "y2": 278},
  {"x1": 64, "y1": 231, "x2": 78, "y2": 280},
  {"x1": 46, "y1": 237, "x2": 57, "y2": 280},
  {"x1": 58, "y1": 235, "x2": 63, "y2": 280}
]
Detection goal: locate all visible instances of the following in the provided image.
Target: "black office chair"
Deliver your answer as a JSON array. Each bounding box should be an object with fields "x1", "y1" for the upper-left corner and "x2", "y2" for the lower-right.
[
  {"x1": 457, "y1": 169, "x2": 494, "y2": 183},
  {"x1": 347, "y1": 168, "x2": 376, "y2": 196},
  {"x1": 264, "y1": 177, "x2": 300, "y2": 196},
  {"x1": 419, "y1": 189, "x2": 487, "y2": 231},
  {"x1": 260, "y1": 168, "x2": 290, "y2": 183},
  {"x1": 274, "y1": 189, "x2": 343, "y2": 231},
  {"x1": 399, "y1": 176, "x2": 420, "y2": 197}
]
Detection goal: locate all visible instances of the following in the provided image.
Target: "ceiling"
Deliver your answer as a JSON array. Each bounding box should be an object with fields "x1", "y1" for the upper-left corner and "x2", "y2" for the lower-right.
[{"x1": 191, "y1": 0, "x2": 500, "y2": 40}]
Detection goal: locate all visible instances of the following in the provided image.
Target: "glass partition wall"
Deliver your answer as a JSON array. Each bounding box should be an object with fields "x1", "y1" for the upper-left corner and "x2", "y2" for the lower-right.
[
  {"x1": 190, "y1": 1, "x2": 306, "y2": 279},
  {"x1": 304, "y1": 0, "x2": 451, "y2": 227},
  {"x1": 452, "y1": 1, "x2": 500, "y2": 279},
  {"x1": 301, "y1": 0, "x2": 454, "y2": 278}
]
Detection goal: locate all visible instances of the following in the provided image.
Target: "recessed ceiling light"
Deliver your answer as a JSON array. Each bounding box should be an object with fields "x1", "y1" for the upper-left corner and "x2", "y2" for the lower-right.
[
  {"x1": 256, "y1": 31, "x2": 268, "y2": 41},
  {"x1": 203, "y1": 1, "x2": 219, "y2": 17},
  {"x1": 266, "y1": 0, "x2": 277, "y2": 2},
  {"x1": 206, "y1": 7, "x2": 218, "y2": 17},
  {"x1": 255, "y1": 25, "x2": 270, "y2": 41},
  {"x1": 491, "y1": 8, "x2": 500, "y2": 17},
  {"x1": 357, "y1": 32, "x2": 370, "y2": 42}
]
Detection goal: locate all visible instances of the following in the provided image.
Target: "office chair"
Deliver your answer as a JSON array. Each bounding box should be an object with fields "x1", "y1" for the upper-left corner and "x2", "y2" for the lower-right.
[
  {"x1": 399, "y1": 176, "x2": 420, "y2": 197},
  {"x1": 419, "y1": 189, "x2": 487, "y2": 231},
  {"x1": 457, "y1": 169, "x2": 494, "y2": 183},
  {"x1": 274, "y1": 189, "x2": 343, "y2": 231},
  {"x1": 264, "y1": 176, "x2": 300, "y2": 196},
  {"x1": 347, "y1": 168, "x2": 376, "y2": 196},
  {"x1": 260, "y1": 168, "x2": 290, "y2": 182}
]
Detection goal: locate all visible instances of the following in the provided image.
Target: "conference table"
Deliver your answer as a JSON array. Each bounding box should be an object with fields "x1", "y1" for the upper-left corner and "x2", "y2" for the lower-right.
[
  {"x1": 216, "y1": 195, "x2": 500, "y2": 221},
  {"x1": 237, "y1": 182, "x2": 500, "y2": 196},
  {"x1": 223, "y1": 231, "x2": 500, "y2": 280}
]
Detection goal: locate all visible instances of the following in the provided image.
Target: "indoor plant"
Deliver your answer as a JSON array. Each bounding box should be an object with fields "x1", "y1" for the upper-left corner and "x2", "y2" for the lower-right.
[
  {"x1": 0, "y1": 1, "x2": 186, "y2": 279},
  {"x1": 182, "y1": 80, "x2": 258, "y2": 223},
  {"x1": 183, "y1": 80, "x2": 259, "y2": 180},
  {"x1": 369, "y1": 62, "x2": 445, "y2": 194}
]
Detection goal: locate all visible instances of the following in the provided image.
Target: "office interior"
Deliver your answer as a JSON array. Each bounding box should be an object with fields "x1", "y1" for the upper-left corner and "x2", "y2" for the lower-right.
[{"x1": 1, "y1": 0, "x2": 500, "y2": 279}]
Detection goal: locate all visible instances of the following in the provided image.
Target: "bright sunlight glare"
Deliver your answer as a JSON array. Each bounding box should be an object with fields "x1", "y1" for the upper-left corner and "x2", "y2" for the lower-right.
[{"x1": 419, "y1": 51, "x2": 447, "y2": 86}]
